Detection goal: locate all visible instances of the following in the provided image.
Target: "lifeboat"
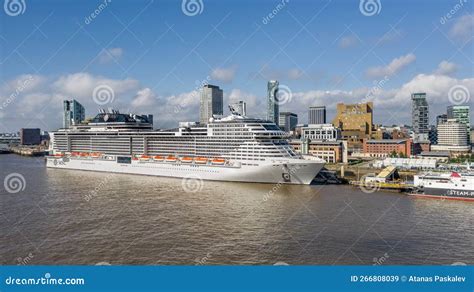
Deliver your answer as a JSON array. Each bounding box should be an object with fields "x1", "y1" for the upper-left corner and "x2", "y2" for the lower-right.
[
  {"x1": 211, "y1": 158, "x2": 226, "y2": 165},
  {"x1": 153, "y1": 155, "x2": 165, "y2": 161},
  {"x1": 52, "y1": 153, "x2": 64, "y2": 157},
  {"x1": 90, "y1": 152, "x2": 102, "y2": 158},
  {"x1": 79, "y1": 152, "x2": 89, "y2": 157},
  {"x1": 195, "y1": 157, "x2": 208, "y2": 164},
  {"x1": 70, "y1": 152, "x2": 80, "y2": 157},
  {"x1": 180, "y1": 157, "x2": 193, "y2": 163},
  {"x1": 165, "y1": 155, "x2": 177, "y2": 162},
  {"x1": 139, "y1": 155, "x2": 151, "y2": 161},
  {"x1": 132, "y1": 156, "x2": 139, "y2": 161}
]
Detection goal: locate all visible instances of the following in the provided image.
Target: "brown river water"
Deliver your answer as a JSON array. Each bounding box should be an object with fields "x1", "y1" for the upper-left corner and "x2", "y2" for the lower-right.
[{"x1": 1, "y1": 154, "x2": 473, "y2": 265}]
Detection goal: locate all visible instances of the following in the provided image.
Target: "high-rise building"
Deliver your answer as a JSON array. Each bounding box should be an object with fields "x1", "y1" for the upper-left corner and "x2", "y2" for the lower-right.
[
  {"x1": 267, "y1": 80, "x2": 279, "y2": 125},
  {"x1": 436, "y1": 114, "x2": 447, "y2": 125},
  {"x1": 63, "y1": 99, "x2": 85, "y2": 128},
  {"x1": 411, "y1": 93, "x2": 429, "y2": 142},
  {"x1": 431, "y1": 119, "x2": 470, "y2": 156},
  {"x1": 332, "y1": 102, "x2": 374, "y2": 152},
  {"x1": 308, "y1": 106, "x2": 326, "y2": 124},
  {"x1": 200, "y1": 84, "x2": 223, "y2": 124},
  {"x1": 279, "y1": 112, "x2": 298, "y2": 132},
  {"x1": 230, "y1": 101, "x2": 247, "y2": 116},
  {"x1": 447, "y1": 105, "x2": 470, "y2": 143}
]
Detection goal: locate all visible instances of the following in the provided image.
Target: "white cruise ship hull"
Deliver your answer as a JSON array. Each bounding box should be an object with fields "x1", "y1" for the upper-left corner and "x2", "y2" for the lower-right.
[{"x1": 46, "y1": 156, "x2": 324, "y2": 185}]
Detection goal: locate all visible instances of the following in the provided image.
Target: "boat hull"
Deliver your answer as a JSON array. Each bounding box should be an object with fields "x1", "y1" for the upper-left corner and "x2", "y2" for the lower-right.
[
  {"x1": 410, "y1": 188, "x2": 474, "y2": 201},
  {"x1": 46, "y1": 156, "x2": 324, "y2": 185}
]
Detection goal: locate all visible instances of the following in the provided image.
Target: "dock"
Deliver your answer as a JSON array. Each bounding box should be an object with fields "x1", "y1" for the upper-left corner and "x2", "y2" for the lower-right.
[{"x1": 349, "y1": 166, "x2": 415, "y2": 192}]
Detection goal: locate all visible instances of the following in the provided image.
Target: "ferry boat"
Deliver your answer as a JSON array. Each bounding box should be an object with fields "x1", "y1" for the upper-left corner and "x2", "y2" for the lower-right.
[
  {"x1": 412, "y1": 172, "x2": 474, "y2": 201},
  {"x1": 46, "y1": 109, "x2": 325, "y2": 184}
]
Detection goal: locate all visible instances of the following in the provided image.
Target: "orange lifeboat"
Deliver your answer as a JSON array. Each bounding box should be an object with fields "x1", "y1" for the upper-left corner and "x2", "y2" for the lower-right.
[
  {"x1": 211, "y1": 158, "x2": 226, "y2": 165},
  {"x1": 165, "y1": 155, "x2": 177, "y2": 162},
  {"x1": 90, "y1": 152, "x2": 102, "y2": 158},
  {"x1": 180, "y1": 157, "x2": 193, "y2": 163},
  {"x1": 153, "y1": 155, "x2": 165, "y2": 161},
  {"x1": 52, "y1": 153, "x2": 64, "y2": 157},
  {"x1": 139, "y1": 155, "x2": 151, "y2": 161},
  {"x1": 70, "y1": 152, "x2": 79, "y2": 157},
  {"x1": 79, "y1": 152, "x2": 89, "y2": 157},
  {"x1": 195, "y1": 157, "x2": 208, "y2": 164}
]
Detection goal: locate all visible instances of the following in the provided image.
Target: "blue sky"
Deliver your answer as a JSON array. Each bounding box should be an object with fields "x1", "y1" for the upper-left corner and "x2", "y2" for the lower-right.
[{"x1": 0, "y1": 0, "x2": 473, "y2": 131}]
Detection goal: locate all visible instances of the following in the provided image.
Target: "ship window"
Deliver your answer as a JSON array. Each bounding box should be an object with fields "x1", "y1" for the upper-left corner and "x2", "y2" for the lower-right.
[{"x1": 117, "y1": 156, "x2": 131, "y2": 164}]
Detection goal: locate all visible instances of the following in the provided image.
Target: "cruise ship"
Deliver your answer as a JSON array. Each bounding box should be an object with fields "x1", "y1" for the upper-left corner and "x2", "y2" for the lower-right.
[
  {"x1": 46, "y1": 110, "x2": 325, "y2": 184},
  {"x1": 412, "y1": 172, "x2": 474, "y2": 201}
]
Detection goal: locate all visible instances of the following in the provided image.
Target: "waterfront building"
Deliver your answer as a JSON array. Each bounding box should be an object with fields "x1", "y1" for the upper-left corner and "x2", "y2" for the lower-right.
[
  {"x1": 200, "y1": 84, "x2": 223, "y2": 124},
  {"x1": 279, "y1": 112, "x2": 298, "y2": 132},
  {"x1": 418, "y1": 151, "x2": 450, "y2": 162},
  {"x1": 308, "y1": 106, "x2": 326, "y2": 124},
  {"x1": 362, "y1": 139, "x2": 412, "y2": 158},
  {"x1": 20, "y1": 128, "x2": 41, "y2": 145},
  {"x1": 332, "y1": 102, "x2": 374, "y2": 152},
  {"x1": 290, "y1": 139, "x2": 348, "y2": 163},
  {"x1": 0, "y1": 133, "x2": 20, "y2": 146},
  {"x1": 412, "y1": 141, "x2": 431, "y2": 155},
  {"x1": 411, "y1": 93, "x2": 429, "y2": 142},
  {"x1": 300, "y1": 124, "x2": 341, "y2": 141},
  {"x1": 63, "y1": 99, "x2": 85, "y2": 129},
  {"x1": 230, "y1": 101, "x2": 247, "y2": 116},
  {"x1": 431, "y1": 119, "x2": 471, "y2": 157},
  {"x1": 373, "y1": 157, "x2": 437, "y2": 170},
  {"x1": 436, "y1": 114, "x2": 447, "y2": 125},
  {"x1": 267, "y1": 80, "x2": 279, "y2": 125},
  {"x1": 447, "y1": 105, "x2": 470, "y2": 144}
]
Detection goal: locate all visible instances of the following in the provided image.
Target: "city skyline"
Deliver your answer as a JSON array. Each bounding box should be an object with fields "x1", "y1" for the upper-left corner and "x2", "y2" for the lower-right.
[{"x1": 0, "y1": 0, "x2": 473, "y2": 132}]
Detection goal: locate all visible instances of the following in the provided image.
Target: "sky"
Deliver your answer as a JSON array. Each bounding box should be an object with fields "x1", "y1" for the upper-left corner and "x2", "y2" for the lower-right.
[{"x1": 0, "y1": 0, "x2": 473, "y2": 132}]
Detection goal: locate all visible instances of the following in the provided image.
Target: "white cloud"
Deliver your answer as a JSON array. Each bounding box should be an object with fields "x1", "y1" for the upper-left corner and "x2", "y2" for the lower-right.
[
  {"x1": 287, "y1": 68, "x2": 304, "y2": 80},
  {"x1": 210, "y1": 66, "x2": 237, "y2": 83},
  {"x1": 449, "y1": 14, "x2": 474, "y2": 40},
  {"x1": 434, "y1": 60, "x2": 458, "y2": 76},
  {"x1": 131, "y1": 88, "x2": 157, "y2": 108},
  {"x1": 98, "y1": 48, "x2": 123, "y2": 64},
  {"x1": 53, "y1": 72, "x2": 139, "y2": 100},
  {"x1": 1, "y1": 70, "x2": 473, "y2": 132},
  {"x1": 366, "y1": 53, "x2": 416, "y2": 78},
  {"x1": 339, "y1": 35, "x2": 358, "y2": 48},
  {"x1": 378, "y1": 29, "x2": 403, "y2": 44}
]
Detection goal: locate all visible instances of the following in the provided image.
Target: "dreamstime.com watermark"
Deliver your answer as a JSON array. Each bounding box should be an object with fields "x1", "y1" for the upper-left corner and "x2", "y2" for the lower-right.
[
  {"x1": 3, "y1": 0, "x2": 26, "y2": 16},
  {"x1": 448, "y1": 84, "x2": 470, "y2": 105},
  {"x1": 359, "y1": 0, "x2": 381, "y2": 17},
  {"x1": 181, "y1": 175, "x2": 204, "y2": 193},
  {"x1": 262, "y1": 164, "x2": 302, "y2": 202},
  {"x1": 84, "y1": 0, "x2": 112, "y2": 25},
  {"x1": 0, "y1": 75, "x2": 35, "y2": 111},
  {"x1": 92, "y1": 84, "x2": 115, "y2": 106},
  {"x1": 84, "y1": 174, "x2": 113, "y2": 202},
  {"x1": 3, "y1": 172, "x2": 26, "y2": 194},
  {"x1": 5, "y1": 273, "x2": 85, "y2": 286},
  {"x1": 16, "y1": 252, "x2": 34, "y2": 265},
  {"x1": 440, "y1": 0, "x2": 467, "y2": 25},
  {"x1": 365, "y1": 76, "x2": 389, "y2": 101},
  {"x1": 181, "y1": 0, "x2": 204, "y2": 16},
  {"x1": 175, "y1": 76, "x2": 211, "y2": 114},
  {"x1": 262, "y1": 0, "x2": 289, "y2": 25}
]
